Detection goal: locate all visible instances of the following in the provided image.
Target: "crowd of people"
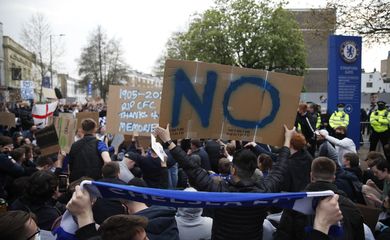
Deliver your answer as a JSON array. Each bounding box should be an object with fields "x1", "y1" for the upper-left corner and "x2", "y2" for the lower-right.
[{"x1": 0, "y1": 97, "x2": 389, "y2": 240}]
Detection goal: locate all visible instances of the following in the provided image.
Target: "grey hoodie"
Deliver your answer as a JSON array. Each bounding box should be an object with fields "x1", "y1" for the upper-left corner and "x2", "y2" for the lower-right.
[{"x1": 175, "y1": 188, "x2": 213, "y2": 240}]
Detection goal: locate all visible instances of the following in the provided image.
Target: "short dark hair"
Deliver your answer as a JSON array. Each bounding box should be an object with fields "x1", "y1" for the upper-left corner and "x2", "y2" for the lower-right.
[
  {"x1": 21, "y1": 144, "x2": 33, "y2": 160},
  {"x1": 10, "y1": 147, "x2": 25, "y2": 162},
  {"x1": 258, "y1": 154, "x2": 273, "y2": 171},
  {"x1": 232, "y1": 149, "x2": 257, "y2": 179},
  {"x1": 366, "y1": 151, "x2": 386, "y2": 168},
  {"x1": 311, "y1": 157, "x2": 336, "y2": 181},
  {"x1": 81, "y1": 118, "x2": 97, "y2": 133},
  {"x1": 218, "y1": 158, "x2": 231, "y2": 175},
  {"x1": 102, "y1": 162, "x2": 120, "y2": 178},
  {"x1": 35, "y1": 156, "x2": 54, "y2": 168},
  {"x1": 99, "y1": 214, "x2": 148, "y2": 240},
  {"x1": 0, "y1": 135, "x2": 13, "y2": 147},
  {"x1": 0, "y1": 211, "x2": 36, "y2": 240},
  {"x1": 335, "y1": 126, "x2": 347, "y2": 134},
  {"x1": 371, "y1": 158, "x2": 390, "y2": 172},
  {"x1": 25, "y1": 170, "x2": 58, "y2": 204},
  {"x1": 343, "y1": 152, "x2": 360, "y2": 167},
  {"x1": 290, "y1": 133, "x2": 306, "y2": 151},
  {"x1": 191, "y1": 139, "x2": 202, "y2": 148}
]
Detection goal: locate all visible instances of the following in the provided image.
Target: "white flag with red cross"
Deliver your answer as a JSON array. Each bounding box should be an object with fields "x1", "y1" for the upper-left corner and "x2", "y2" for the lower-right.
[{"x1": 32, "y1": 102, "x2": 58, "y2": 128}]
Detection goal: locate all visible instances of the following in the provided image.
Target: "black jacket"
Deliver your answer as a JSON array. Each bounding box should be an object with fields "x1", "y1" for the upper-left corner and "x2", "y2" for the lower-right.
[
  {"x1": 126, "y1": 152, "x2": 169, "y2": 189},
  {"x1": 11, "y1": 197, "x2": 61, "y2": 231},
  {"x1": 274, "y1": 181, "x2": 365, "y2": 240},
  {"x1": 205, "y1": 140, "x2": 223, "y2": 172},
  {"x1": 75, "y1": 206, "x2": 179, "y2": 240},
  {"x1": 170, "y1": 145, "x2": 290, "y2": 240},
  {"x1": 69, "y1": 135, "x2": 104, "y2": 182},
  {"x1": 191, "y1": 147, "x2": 211, "y2": 171},
  {"x1": 0, "y1": 153, "x2": 24, "y2": 199},
  {"x1": 282, "y1": 149, "x2": 313, "y2": 192},
  {"x1": 136, "y1": 205, "x2": 179, "y2": 240},
  {"x1": 295, "y1": 112, "x2": 316, "y2": 142}
]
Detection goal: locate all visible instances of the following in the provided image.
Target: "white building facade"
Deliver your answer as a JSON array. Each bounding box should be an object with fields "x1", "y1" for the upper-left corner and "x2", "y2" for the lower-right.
[{"x1": 361, "y1": 71, "x2": 390, "y2": 93}]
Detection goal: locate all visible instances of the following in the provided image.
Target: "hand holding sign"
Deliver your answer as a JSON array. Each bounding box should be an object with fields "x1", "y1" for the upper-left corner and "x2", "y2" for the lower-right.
[
  {"x1": 151, "y1": 134, "x2": 167, "y2": 162},
  {"x1": 155, "y1": 124, "x2": 171, "y2": 143}
]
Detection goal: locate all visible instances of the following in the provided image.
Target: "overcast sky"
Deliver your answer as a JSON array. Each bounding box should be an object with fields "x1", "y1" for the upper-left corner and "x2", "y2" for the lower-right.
[{"x1": 0, "y1": 0, "x2": 388, "y2": 77}]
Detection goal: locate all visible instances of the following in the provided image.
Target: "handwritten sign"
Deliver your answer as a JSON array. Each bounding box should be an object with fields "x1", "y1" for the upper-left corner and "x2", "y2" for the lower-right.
[
  {"x1": 106, "y1": 85, "x2": 161, "y2": 135},
  {"x1": 159, "y1": 60, "x2": 304, "y2": 146},
  {"x1": 20, "y1": 80, "x2": 35, "y2": 100}
]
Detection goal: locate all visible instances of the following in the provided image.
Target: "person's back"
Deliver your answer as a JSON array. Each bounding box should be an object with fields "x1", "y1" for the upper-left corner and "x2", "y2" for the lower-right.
[
  {"x1": 191, "y1": 139, "x2": 211, "y2": 171},
  {"x1": 283, "y1": 133, "x2": 313, "y2": 192},
  {"x1": 156, "y1": 124, "x2": 294, "y2": 240},
  {"x1": 136, "y1": 205, "x2": 179, "y2": 240},
  {"x1": 68, "y1": 118, "x2": 110, "y2": 182},
  {"x1": 69, "y1": 134, "x2": 103, "y2": 182},
  {"x1": 175, "y1": 188, "x2": 212, "y2": 240},
  {"x1": 275, "y1": 157, "x2": 364, "y2": 240}
]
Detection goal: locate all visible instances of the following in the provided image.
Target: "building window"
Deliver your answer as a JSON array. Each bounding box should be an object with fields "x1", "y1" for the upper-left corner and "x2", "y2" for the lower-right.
[
  {"x1": 11, "y1": 67, "x2": 22, "y2": 80},
  {"x1": 366, "y1": 82, "x2": 373, "y2": 88}
]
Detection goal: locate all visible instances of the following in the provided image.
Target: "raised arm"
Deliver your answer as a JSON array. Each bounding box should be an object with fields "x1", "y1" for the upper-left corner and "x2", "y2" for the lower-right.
[
  {"x1": 258, "y1": 125, "x2": 293, "y2": 192},
  {"x1": 155, "y1": 124, "x2": 226, "y2": 192}
]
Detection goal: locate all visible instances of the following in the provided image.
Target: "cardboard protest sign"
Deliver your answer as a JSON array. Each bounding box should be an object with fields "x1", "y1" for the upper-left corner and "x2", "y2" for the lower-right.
[
  {"x1": 35, "y1": 125, "x2": 60, "y2": 156},
  {"x1": 0, "y1": 112, "x2": 16, "y2": 127},
  {"x1": 20, "y1": 80, "x2": 35, "y2": 100},
  {"x1": 106, "y1": 85, "x2": 161, "y2": 136},
  {"x1": 54, "y1": 116, "x2": 77, "y2": 153},
  {"x1": 76, "y1": 112, "x2": 99, "y2": 130},
  {"x1": 159, "y1": 60, "x2": 304, "y2": 146},
  {"x1": 42, "y1": 87, "x2": 57, "y2": 99}
]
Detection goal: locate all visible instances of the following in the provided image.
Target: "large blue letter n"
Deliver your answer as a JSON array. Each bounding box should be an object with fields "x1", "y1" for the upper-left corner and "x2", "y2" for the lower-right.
[{"x1": 171, "y1": 69, "x2": 217, "y2": 128}]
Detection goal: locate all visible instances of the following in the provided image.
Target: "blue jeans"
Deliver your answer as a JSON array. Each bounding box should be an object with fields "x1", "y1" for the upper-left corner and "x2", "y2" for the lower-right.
[{"x1": 168, "y1": 163, "x2": 178, "y2": 189}]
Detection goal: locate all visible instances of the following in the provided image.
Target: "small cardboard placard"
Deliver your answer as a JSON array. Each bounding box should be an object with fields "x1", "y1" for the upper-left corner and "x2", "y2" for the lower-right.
[
  {"x1": 54, "y1": 116, "x2": 77, "y2": 153},
  {"x1": 151, "y1": 134, "x2": 167, "y2": 162},
  {"x1": 0, "y1": 112, "x2": 16, "y2": 127},
  {"x1": 42, "y1": 87, "x2": 57, "y2": 99},
  {"x1": 76, "y1": 112, "x2": 99, "y2": 130},
  {"x1": 106, "y1": 85, "x2": 161, "y2": 136},
  {"x1": 35, "y1": 125, "x2": 60, "y2": 156},
  {"x1": 159, "y1": 59, "x2": 304, "y2": 146}
]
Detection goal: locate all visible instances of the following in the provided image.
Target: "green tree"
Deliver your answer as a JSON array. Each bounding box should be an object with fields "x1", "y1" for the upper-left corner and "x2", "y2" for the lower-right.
[
  {"x1": 327, "y1": 0, "x2": 390, "y2": 44},
  {"x1": 157, "y1": 0, "x2": 307, "y2": 75},
  {"x1": 78, "y1": 26, "x2": 129, "y2": 101}
]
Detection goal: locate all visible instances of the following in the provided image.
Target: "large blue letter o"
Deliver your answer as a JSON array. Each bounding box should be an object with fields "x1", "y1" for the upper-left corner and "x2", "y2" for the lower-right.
[{"x1": 223, "y1": 77, "x2": 280, "y2": 129}]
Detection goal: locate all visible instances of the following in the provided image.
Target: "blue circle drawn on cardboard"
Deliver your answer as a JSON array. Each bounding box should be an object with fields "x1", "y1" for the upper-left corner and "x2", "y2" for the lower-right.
[{"x1": 223, "y1": 76, "x2": 280, "y2": 129}]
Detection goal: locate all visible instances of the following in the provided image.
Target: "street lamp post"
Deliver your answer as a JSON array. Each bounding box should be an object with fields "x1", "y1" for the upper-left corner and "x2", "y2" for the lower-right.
[{"x1": 49, "y1": 34, "x2": 65, "y2": 88}]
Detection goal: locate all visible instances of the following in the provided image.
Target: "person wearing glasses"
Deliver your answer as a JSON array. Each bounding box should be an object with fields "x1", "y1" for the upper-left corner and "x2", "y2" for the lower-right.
[{"x1": 0, "y1": 210, "x2": 41, "y2": 240}]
